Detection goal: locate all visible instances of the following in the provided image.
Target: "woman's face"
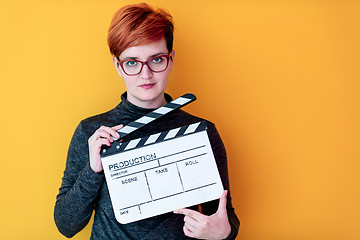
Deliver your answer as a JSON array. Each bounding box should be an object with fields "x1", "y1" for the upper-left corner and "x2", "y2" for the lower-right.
[{"x1": 113, "y1": 37, "x2": 174, "y2": 109}]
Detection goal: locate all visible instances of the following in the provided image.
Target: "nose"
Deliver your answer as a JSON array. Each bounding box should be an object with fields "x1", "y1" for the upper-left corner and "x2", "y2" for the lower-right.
[{"x1": 139, "y1": 64, "x2": 153, "y2": 79}]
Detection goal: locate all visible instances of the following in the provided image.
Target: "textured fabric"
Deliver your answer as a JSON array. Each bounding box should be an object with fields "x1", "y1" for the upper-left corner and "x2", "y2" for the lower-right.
[{"x1": 54, "y1": 92, "x2": 240, "y2": 239}]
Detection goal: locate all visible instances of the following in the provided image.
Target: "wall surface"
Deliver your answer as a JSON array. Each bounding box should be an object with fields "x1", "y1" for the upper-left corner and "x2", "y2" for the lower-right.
[{"x1": 0, "y1": 0, "x2": 359, "y2": 239}]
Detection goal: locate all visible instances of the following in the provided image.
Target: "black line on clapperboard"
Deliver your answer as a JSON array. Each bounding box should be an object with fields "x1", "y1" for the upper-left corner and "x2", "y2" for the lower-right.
[
  {"x1": 183, "y1": 182, "x2": 217, "y2": 194},
  {"x1": 168, "y1": 153, "x2": 207, "y2": 166},
  {"x1": 153, "y1": 182, "x2": 218, "y2": 201},
  {"x1": 175, "y1": 162, "x2": 185, "y2": 192},
  {"x1": 119, "y1": 182, "x2": 217, "y2": 212},
  {"x1": 111, "y1": 152, "x2": 207, "y2": 180},
  {"x1": 110, "y1": 145, "x2": 206, "y2": 173},
  {"x1": 156, "y1": 145, "x2": 205, "y2": 161},
  {"x1": 144, "y1": 171, "x2": 153, "y2": 201}
]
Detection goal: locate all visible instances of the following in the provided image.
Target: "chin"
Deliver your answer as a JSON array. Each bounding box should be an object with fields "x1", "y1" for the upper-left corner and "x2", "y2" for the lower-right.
[{"x1": 140, "y1": 90, "x2": 163, "y2": 99}]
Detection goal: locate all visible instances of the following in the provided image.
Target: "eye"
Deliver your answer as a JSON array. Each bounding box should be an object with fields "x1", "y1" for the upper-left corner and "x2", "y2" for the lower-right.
[
  {"x1": 151, "y1": 57, "x2": 164, "y2": 64},
  {"x1": 125, "y1": 60, "x2": 138, "y2": 67}
]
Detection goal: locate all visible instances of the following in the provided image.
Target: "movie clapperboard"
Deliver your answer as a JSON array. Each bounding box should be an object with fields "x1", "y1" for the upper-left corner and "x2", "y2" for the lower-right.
[{"x1": 100, "y1": 93, "x2": 224, "y2": 224}]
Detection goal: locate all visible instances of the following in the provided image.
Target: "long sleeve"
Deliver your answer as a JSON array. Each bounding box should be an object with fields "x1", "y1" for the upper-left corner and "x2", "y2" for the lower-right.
[
  {"x1": 201, "y1": 123, "x2": 240, "y2": 240},
  {"x1": 54, "y1": 122, "x2": 105, "y2": 238}
]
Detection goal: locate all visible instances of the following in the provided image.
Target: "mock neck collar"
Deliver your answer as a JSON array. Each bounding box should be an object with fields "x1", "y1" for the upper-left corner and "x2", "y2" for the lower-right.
[{"x1": 116, "y1": 92, "x2": 173, "y2": 117}]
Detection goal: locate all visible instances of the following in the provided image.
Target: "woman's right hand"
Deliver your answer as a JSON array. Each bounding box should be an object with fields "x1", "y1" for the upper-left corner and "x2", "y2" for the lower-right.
[{"x1": 88, "y1": 124, "x2": 123, "y2": 173}]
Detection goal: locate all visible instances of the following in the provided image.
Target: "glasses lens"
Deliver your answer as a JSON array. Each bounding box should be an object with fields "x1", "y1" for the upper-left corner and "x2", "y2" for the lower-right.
[
  {"x1": 122, "y1": 60, "x2": 142, "y2": 75},
  {"x1": 148, "y1": 56, "x2": 169, "y2": 72}
]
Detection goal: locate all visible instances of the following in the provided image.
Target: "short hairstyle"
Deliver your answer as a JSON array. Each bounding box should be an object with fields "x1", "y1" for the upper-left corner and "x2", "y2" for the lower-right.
[{"x1": 107, "y1": 3, "x2": 174, "y2": 58}]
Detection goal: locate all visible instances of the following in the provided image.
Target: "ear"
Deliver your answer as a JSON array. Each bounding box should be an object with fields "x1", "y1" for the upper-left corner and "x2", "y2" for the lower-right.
[
  {"x1": 112, "y1": 56, "x2": 123, "y2": 78},
  {"x1": 169, "y1": 50, "x2": 175, "y2": 71}
]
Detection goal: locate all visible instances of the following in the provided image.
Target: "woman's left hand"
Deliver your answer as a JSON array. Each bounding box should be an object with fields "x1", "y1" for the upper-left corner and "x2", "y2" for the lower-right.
[{"x1": 173, "y1": 190, "x2": 231, "y2": 240}]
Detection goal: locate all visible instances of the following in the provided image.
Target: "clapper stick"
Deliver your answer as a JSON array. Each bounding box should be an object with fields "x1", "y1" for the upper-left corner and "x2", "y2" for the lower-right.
[{"x1": 113, "y1": 93, "x2": 196, "y2": 141}]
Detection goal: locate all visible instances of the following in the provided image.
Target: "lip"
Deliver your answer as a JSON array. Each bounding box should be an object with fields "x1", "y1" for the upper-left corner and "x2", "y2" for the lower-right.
[{"x1": 139, "y1": 83, "x2": 155, "y2": 89}]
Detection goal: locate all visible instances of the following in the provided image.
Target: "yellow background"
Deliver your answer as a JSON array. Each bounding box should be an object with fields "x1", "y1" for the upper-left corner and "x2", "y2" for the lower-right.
[{"x1": 1, "y1": 0, "x2": 359, "y2": 239}]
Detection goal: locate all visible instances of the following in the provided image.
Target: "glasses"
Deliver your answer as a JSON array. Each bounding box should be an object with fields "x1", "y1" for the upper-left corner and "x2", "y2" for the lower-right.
[{"x1": 116, "y1": 53, "x2": 171, "y2": 76}]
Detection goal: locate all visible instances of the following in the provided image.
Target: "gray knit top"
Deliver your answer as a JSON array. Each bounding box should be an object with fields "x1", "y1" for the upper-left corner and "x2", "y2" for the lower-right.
[{"x1": 54, "y1": 92, "x2": 239, "y2": 239}]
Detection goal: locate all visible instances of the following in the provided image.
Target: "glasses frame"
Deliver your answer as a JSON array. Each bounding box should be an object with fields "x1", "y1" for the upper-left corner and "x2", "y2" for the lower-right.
[{"x1": 116, "y1": 53, "x2": 172, "y2": 76}]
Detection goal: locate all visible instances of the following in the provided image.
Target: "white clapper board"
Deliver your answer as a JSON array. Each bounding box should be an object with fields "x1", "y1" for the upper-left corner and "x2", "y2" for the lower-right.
[{"x1": 100, "y1": 94, "x2": 224, "y2": 224}]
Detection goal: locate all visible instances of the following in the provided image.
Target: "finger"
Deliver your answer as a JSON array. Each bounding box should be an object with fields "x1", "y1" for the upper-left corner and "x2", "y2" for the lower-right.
[
  {"x1": 93, "y1": 127, "x2": 119, "y2": 142},
  {"x1": 175, "y1": 208, "x2": 208, "y2": 230},
  {"x1": 112, "y1": 124, "x2": 124, "y2": 131},
  {"x1": 92, "y1": 138, "x2": 112, "y2": 153},
  {"x1": 92, "y1": 130, "x2": 115, "y2": 143},
  {"x1": 89, "y1": 131, "x2": 108, "y2": 145},
  {"x1": 173, "y1": 208, "x2": 187, "y2": 215},
  {"x1": 183, "y1": 215, "x2": 203, "y2": 232},
  {"x1": 217, "y1": 190, "x2": 228, "y2": 214},
  {"x1": 174, "y1": 208, "x2": 203, "y2": 220},
  {"x1": 99, "y1": 126, "x2": 120, "y2": 139},
  {"x1": 184, "y1": 222, "x2": 198, "y2": 235},
  {"x1": 184, "y1": 215, "x2": 200, "y2": 225},
  {"x1": 111, "y1": 124, "x2": 124, "y2": 141},
  {"x1": 183, "y1": 225, "x2": 195, "y2": 238}
]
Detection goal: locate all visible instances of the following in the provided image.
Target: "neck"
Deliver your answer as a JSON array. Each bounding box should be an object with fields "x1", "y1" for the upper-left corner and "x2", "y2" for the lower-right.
[{"x1": 127, "y1": 94, "x2": 167, "y2": 109}]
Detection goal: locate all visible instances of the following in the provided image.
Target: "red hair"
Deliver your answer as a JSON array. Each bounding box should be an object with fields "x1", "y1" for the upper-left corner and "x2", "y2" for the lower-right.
[{"x1": 107, "y1": 3, "x2": 174, "y2": 57}]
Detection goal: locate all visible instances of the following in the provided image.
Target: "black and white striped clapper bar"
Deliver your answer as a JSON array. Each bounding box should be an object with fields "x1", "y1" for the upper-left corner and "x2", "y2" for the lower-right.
[
  {"x1": 106, "y1": 93, "x2": 197, "y2": 143},
  {"x1": 100, "y1": 94, "x2": 224, "y2": 224}
]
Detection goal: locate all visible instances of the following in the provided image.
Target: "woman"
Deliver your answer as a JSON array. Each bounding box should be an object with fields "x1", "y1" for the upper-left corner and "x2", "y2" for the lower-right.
[{"x1": 54, "y1": 3, "x2": 239, "y2": 239}]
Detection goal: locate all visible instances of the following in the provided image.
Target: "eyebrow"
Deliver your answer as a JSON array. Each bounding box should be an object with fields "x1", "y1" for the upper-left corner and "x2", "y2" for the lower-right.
[{"x1": 121, "y1": 52, "x2": 167, "y2": 61}]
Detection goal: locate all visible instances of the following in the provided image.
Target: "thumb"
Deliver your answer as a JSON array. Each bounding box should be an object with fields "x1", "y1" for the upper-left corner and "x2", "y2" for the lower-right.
[{"x1": 216, "y1": 190, "x2": 228, "y2": 214}]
